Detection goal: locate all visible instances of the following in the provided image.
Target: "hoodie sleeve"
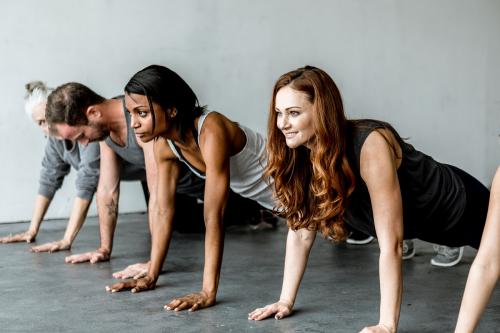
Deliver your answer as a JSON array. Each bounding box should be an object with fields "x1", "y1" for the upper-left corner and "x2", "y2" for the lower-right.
[
  {"x1": 38, "y1": 137, "x2": 71, "y2": 199},
  {"x1": 74, "y1": 142, "x2": 100, "y2": 200}
]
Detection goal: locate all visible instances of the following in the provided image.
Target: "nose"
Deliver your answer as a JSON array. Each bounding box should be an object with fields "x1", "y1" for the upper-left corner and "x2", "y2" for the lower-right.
[
  {"x1": 277, "y1": 113, "x2": 290, "y2": 130},
  {"x1": 130, "y1": 113, "x2": 140, "y2": 129}
]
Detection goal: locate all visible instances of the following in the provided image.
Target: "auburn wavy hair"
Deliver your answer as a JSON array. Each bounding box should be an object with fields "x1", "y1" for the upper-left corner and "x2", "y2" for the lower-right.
[{"x1": 266, "y1": 66, "x2": 356, "y2": 241}]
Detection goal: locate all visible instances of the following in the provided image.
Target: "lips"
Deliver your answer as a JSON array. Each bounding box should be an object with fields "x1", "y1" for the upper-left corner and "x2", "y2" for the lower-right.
[{"x1": 283, "y1": 132, "x2": 297, "y2": 138}]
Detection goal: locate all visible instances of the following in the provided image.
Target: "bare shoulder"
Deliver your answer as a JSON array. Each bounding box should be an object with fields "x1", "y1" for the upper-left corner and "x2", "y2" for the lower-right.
[
  {"x1": 360, "y1": 128, "x2": 402, "y2": 182},
  {"x1": 153, "y1": 137, "x2": 178, "y2": 161}
]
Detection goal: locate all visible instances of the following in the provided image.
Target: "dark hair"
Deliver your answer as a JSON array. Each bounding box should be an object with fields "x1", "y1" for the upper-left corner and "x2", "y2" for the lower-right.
[
  {"x1": 46, "y1": 82, "x2": 105, "y2": 126},
  {"x1": 124, "y1": 65, "x2": 205, "y2": 142}
]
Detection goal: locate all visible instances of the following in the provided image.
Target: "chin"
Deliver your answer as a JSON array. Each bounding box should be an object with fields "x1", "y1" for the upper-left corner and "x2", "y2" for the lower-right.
[
  {"x1": 138, "y1": 134, "x2": 153, "y2": 143},
  {"x1": 285, "y1": 140, "x2": 301, "y2": 149}
]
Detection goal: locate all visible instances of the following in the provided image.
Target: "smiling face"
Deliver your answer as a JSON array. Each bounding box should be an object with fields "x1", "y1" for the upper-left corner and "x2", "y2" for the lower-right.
[
  {"x1": 124, "y1": 92, "x2": 175, "y2": 142},
  {"x1": 274, "y1": 86, "x2": 316, "y2": 149}
]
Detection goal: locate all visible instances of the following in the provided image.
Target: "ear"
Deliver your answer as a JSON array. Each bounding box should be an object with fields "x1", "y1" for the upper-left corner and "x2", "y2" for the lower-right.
[
  {"x1": 168, "y1": 107, "x2": 178, "y2": 118},
  {"x1": 86, "y1": 105, "x2": 101, "y2": 120}
]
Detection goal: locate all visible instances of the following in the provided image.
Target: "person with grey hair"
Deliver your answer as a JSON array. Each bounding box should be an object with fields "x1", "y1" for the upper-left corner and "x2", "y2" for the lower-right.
[{"x1": 0, "y1": 81, "x2": 100, "y2": 252}]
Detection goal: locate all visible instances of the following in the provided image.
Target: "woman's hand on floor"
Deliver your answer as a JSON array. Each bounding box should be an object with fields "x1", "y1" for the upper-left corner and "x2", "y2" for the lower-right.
[
  {"x1": 359, "y1": 324, "x2": 396, "y2": 333},
  {"x1": 164, "y1": 291, "x2": 216, "y2": 312},
  {"x1": 106, "y1": 275, "x2": 156, "y2": 293},
  {"x1": 248, "y1": 301, "x2": 293, "y2": 321},
  {"x1": 112, "y1": 261, "x2": 150, "y2": 279},
  {"x1": 31, "y1": 239, "x2": 71, "y2": 253},
  {"x1": 0, "y1": 230, "x2": 36, "y2": 243}
]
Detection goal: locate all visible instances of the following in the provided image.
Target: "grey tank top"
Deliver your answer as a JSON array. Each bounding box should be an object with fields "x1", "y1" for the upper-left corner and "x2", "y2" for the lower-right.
[
  {"x1": 344, "y1": 119, "x2": 466, "y2": 240},
  {"x1": 167, "y1": 111, "x2": 275, "y2": 209},
  {"x1": 104, "y1": 97, "x2": 205, "y2": 198}
]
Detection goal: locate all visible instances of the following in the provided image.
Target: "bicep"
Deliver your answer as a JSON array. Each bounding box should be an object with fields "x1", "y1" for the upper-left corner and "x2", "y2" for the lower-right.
[
  {"x1": 154, "y1": 141, "x2": 180, "y2": 211},
  {"x1": 200, "y1": 130, "x2": 231, "y2": 219},
  {"x1": 360, "y1": 132, "x2": 404, "y2": 248}
]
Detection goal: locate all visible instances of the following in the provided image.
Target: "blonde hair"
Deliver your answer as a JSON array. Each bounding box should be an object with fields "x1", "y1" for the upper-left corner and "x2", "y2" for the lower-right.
[{"x1": 24, "y1": 81, "x2": 52, "y2": 119}]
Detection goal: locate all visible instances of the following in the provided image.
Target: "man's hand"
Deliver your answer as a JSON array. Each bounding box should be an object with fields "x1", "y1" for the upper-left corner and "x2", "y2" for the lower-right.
[
  {"x1": 248, "y1": 301, "x2": 293, "y2": 321},
  {"x1": 164, "y1": 291, "x2": 216, "y2": 312},
  {"x1": 31, "y1": 239, "x2": 71, "y2": 253},
  {"x1": 106, "y1": 275, "x2": 156, "y2": 293},
  {"x1": 112, "y1": 261, "x2": 150, "y2": 279},
  {"x1": 65, "y1": 248, "x2": 110, "y2": 264},
  {"x1": 0, "y1": 230, "x2": 36, "y2": 243}
]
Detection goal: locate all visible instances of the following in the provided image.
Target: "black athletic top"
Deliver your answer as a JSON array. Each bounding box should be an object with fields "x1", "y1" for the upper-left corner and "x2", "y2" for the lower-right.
[
  {"x1": 343, "y1": 119, "x2": 466, "y2": 240},
  {"x1": 105, "y1": 96, "x2": 205, "y2": 199}
]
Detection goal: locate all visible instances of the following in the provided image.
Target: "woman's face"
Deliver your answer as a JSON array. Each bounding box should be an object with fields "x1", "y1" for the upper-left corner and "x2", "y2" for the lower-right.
[
  {"x1": 31, "y1": 101, "x2": 49, "y2": 135},
  {"x1": 275, "y1": 86, "x2": 315, "y2": 149},
  {"x1": 125, "y1": 93, "x2": 170, "y2": 143}
]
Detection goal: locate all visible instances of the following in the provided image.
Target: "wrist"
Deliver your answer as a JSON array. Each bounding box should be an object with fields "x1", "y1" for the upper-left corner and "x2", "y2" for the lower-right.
[
  {"x1": 97, "y1": 247, "x2": 111, "y2": 255},
  {"x1": 278, "y1": 299, "x2": 294, "y2": 309},
  {"x1": 60, "y1": 238, "x2": 72, "y2": 247},
  {"x1": 378, "y1": 323, "x2": 396, "y2": 333},
  {"x1": 200, "y1": 289, "x2": 217, "y2": 302}
]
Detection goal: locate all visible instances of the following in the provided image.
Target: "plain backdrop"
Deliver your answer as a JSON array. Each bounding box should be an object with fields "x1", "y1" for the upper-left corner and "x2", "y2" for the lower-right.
[{"x1": 0, "y1": 0, "x2": 499, "y2": 223}]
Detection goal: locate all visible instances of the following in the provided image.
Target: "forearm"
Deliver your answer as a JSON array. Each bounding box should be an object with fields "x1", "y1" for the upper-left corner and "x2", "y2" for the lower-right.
[
  {"x1": 96, "y1": 190, "x2": 119, "y2": 253},
  {"x1": 62, "y1": 197, "x2": 92, "y2": 244},
  {"x1": 201, "y1": 217, "x2": 224, "y2": 299},
  {"x1": 148, "y1": 209, "x2": 175, "y2": 280},
  {"x1": 279, "y1": 228, "x2": 316, "y2": 306},
  {"x1": 378, "y1": 249, "x2": 403, "y2": 331},
  {"x1": 28, "y1": 195, "x2": 51, "y2": 234},
  {"x1": 455, "y1": 257, "x2": 499, "y2": 333}
]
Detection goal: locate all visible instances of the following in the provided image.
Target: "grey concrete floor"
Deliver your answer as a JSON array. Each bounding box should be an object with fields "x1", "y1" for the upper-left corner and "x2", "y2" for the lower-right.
[{"x1": 0, "y1": 213, "x2": 498, "y2": 333}]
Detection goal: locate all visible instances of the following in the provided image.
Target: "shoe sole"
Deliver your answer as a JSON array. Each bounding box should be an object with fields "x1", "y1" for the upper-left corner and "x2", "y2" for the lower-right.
[
  {"x1": 402, "y1": 248, "x2": 416, "y2": 260},
  {"x1": 430, "y1": 247, "x2": 464, "y2": 267},
  {"x1": 346, "y1": 236, "x2": 374, "y2": 245}
]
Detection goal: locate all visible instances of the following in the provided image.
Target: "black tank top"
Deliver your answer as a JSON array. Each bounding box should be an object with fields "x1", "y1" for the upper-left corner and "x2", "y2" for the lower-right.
[
  {"x1": 105, "y1": 96, "x2": 205, "y2": 199},
  {"x1": 344, "y1": 119, "x2": 466, "y2": 240}
]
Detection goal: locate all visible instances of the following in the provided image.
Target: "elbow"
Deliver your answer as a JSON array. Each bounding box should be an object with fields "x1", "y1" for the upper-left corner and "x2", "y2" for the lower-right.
[
  {"x1": 379, "y1": 239, "x2": 404, "y2": 259},
  {"x1": 471, "y1": 254, "x2": 500, "y2": 279}
]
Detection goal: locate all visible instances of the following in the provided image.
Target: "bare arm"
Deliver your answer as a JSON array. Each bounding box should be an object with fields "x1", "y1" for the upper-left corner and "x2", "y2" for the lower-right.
[
  {"x1": 0, "y1": 194, "x2": 50, "y2": 243},
  {"x1": 359, "y1": 131, "x2": 404, "y2": 333},
  {"x1": 166, "y1": 119, "x2": 231, "y2": 312},
  {"x1": 249, "y1": 227, "x2": 316, "y2": 320},
  {"x1": 65, "y1": 142, "x2": 120, "y2": 264},
  {"x1": 106, "y1": 138, "x2": 178, "y2": 292},
  {"x1": 31, "y1": 197, "x2": 91, "y2": 252},
  {"x1": 455, "y1": 167, "x2": 500, "y2": 333}
]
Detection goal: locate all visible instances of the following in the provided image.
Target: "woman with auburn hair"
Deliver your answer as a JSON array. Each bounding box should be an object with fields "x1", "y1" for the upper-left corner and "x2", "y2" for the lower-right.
[{"x1": 248, "y1": 66, "x2": 492, "y2": 333}]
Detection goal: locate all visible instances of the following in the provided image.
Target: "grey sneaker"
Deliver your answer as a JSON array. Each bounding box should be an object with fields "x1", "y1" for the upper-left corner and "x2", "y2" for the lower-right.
[
  {"x1": 430, "y1": 245, "x2": 464, "y2": 267},
  {"x1": 402, "y1": 239, "x2": 416, "y2": 260}
]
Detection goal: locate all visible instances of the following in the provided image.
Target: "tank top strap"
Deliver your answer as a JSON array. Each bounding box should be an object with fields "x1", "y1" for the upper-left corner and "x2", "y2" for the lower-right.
[{"x1": 196, "y1": 110, "x2": 214, "y2": 146}]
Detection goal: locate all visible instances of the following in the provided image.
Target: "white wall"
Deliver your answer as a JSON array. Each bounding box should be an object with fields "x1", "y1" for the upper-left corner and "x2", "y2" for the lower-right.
[{"x1": 0, "y1": 0, "x2": 499, "y2": 222}]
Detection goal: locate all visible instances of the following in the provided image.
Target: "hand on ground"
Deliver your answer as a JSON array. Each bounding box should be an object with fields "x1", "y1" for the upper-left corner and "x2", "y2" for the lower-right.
[
  {"x1": 106, "y1": 275, "x2": 155, "y2": 293},
  {"x1": 112, "y1": 261, "x2": 150, "y2": 279},
  {"x1": 65, "y1": 248, "x2": 110, "y2": 264},
  {"x1": 359, "y1": 324, "x2": 395, "y2": 333},
  {"x1": 0, "y1": 230, "x2": 36, "y2": 243},
  {"x1": 164, "y1": 291, "x2": 215, "y2": 312},
  {"x1": 248, "y1": 301, "x2": 292, "y2": 321},
  {"x1": 31, "y1": 239, "x2": 71, "y2": 253}
]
